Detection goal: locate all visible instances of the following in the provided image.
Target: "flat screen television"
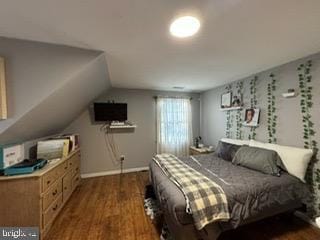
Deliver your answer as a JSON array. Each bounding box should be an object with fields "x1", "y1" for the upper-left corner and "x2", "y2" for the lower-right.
[{"x1": 94, "y1": 103, "x2": 127, "y2": 122}]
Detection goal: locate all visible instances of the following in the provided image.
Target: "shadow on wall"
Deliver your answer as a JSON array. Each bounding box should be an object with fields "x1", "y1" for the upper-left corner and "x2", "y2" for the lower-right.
[{"x1": 88, "y1": 104, "x2": 97, "y2": 125}]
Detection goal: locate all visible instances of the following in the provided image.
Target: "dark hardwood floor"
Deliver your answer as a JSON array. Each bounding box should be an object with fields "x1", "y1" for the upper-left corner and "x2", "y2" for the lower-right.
[{"x1": 45, "y1": 171, "x2": 320, "y2": 240}]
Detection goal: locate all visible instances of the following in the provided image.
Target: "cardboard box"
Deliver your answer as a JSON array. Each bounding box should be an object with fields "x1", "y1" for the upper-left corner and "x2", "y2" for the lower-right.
[{"x1": 0, "y1": 144, "x2": 24, "y2": 170}]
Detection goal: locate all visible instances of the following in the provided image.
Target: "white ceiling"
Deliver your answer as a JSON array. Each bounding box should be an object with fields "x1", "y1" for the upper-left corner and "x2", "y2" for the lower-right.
[{"x1": 0, "y1": 0, "x2": 320, "y2": 92}]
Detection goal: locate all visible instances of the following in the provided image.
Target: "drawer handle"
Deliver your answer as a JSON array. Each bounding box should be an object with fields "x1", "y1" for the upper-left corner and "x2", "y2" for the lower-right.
[
  {"x1": 47, "y1": 180, "x2": 51, "y2": 185},
  {"x1": 52, "y1": 204, "x2": 58, "y2": 211},
  {"x1": 64, "y1": 166, "x2": 68, "y2": 170},
  {"x1": 52, "y1": 189, "x2": 58, "y2": 196},
  {"x1": 64, "y1": 187, "x2": 67, "y2": 190}
]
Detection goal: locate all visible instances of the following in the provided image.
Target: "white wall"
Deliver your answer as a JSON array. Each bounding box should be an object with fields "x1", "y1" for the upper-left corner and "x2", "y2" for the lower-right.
[{"x1": 64, "y1": 88, "x2": 200, "y2": 175}]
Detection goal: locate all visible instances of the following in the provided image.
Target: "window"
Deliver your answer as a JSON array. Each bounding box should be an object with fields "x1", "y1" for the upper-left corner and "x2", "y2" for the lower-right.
[{"x1": 156, "y1": 97, "x2": 192, "y2": 156}]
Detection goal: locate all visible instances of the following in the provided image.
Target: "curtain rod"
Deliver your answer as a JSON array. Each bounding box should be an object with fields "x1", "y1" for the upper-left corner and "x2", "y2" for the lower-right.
[{"x1": 153, "y1": 95, "x2": 193, "y2": 100}]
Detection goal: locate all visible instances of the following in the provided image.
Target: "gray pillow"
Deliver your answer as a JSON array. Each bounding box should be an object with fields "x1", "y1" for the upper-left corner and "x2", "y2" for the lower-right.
[
  {"x1": 232, "y1": 146, "x2": 282, "y2": 176},
  {"x1": 215, "y1": 141, "x2": 241, "y2": 161}
]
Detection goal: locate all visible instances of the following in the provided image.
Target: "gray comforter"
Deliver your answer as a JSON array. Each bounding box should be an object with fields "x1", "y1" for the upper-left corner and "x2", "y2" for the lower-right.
[{"x1": 150, "y1": 153, "x2": 309, "y2": 229}]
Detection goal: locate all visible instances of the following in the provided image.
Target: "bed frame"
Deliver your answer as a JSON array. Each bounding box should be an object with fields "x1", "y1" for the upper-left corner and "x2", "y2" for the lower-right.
[{"x1": 150, "y1": 162, "x2": 303, "y2": 240}]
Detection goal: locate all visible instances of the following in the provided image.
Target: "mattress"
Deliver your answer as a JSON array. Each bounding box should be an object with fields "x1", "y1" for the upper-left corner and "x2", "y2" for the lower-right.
[{"x1": 150, "y1": 153, "x2": 309, "y2": 230}]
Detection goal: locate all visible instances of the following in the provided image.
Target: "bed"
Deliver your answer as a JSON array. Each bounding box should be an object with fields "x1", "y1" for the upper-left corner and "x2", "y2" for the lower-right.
[{"x1": 150, "y1": 152, "x2": 309, "y2": 240}]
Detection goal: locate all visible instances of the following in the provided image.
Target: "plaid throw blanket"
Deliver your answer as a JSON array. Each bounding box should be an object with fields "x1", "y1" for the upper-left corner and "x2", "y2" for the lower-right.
[{"x1": 153, "y1": 154, "x2": 230, "y2": 230}]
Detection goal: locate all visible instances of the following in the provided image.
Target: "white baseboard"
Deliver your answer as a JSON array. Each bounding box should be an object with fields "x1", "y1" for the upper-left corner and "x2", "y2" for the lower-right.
[
  {"x1": 294, "y1": 211, "x2": 320, "y2": 228},
  {"x1": 81, "y1": 166, "x2": 149, "y2": 179}
]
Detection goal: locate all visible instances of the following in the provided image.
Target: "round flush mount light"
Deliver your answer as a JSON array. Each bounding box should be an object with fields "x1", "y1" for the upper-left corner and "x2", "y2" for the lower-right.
[{"x1": 170, "y1": 16, "x2": 200, "y2": 38}]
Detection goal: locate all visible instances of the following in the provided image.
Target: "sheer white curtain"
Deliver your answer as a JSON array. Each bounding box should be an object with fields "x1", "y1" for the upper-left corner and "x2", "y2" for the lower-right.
[{"x1": 156, "y1": 97, "x2": 193, "y2": 156}]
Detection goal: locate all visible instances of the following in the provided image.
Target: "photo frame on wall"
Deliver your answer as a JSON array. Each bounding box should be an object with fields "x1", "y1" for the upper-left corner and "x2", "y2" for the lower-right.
[
  {"x1": 243, "y1": 108, "x2": 260, "y2": 127},
  {"x1": 0, "y1": 57, "x2": 7, "y2": 119},
  {"x1": 232, "y1": 94, "x2": 243, "y2": 107},
  {"x1": 221, "y1": 92, "x2": 232, "y2": 108}
]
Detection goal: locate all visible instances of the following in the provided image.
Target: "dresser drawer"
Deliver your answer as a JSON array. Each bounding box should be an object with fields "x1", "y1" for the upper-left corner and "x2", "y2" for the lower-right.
[
  {"x1": 72, "y1": 159, "x2": 80, "y2": 177},
  {"x1": 43, "y1": 179, "x2": 62, "y2": 211},
  {"x1": 69, "y1": 152, "x2": 80, "y2": 165},
  {"x1": 57, "y1": 161, "x2": 68, "y2": 177},
  {"x1": 42, "y1": 168, "x2": 58, "y2": 192},
  {"x1": 72, "y1": 173, "x2": 81, "y2": 190},
  {"x1": 68, "y1": 155, "x2": 75, "y2": 169},
  {"x1": 42, "y1": 162, "x2": 67, "y2": 193},
  {"x1": 62, "y1": 172, "x2": 73, "y2": 202},
  {"x1": 43, "y1": 194, "x2": 63, "y2": 228}
]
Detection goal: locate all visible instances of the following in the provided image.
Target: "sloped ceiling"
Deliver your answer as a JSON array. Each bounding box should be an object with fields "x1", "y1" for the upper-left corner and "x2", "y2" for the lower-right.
[
  {"x1": 0, "y1": 0, "x2": 320, "y2": 91},
  {"x1": 0, "y1": 37, "x2": 111, "y2": 144}
]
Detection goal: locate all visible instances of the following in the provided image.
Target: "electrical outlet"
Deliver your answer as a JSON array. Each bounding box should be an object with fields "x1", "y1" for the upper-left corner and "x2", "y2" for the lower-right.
[{"x1": 120, "y1": 155, "x2": 125, "y2": 161}]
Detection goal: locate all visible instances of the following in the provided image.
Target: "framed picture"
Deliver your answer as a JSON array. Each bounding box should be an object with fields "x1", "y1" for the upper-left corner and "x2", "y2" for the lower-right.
[
  {"x1": 221, "y1": 92, "x2": 232, "y2": 108},
  {"x1": 243, "y1": 108, "x2": 260, "y2": 127},
  {"x1": 232, "y1": 94, "x2": 242, "y2": 107},
  {"x1": 0, "y1": 57, "x2": 7, "y2": 119}
]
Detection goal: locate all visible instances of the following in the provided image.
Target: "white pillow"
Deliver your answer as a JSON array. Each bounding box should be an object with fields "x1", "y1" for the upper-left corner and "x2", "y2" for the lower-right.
[
  {"x1": 249, "y1": 140, "x2": 313, "y2": 182},
  {"x1": 221, "y1": 138, "x2": 250, "y2": 146}
]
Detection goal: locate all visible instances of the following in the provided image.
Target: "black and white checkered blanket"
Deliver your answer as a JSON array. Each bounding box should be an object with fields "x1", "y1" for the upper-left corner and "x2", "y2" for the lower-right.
[{"x1": 153, "y1": 154, "x2": 230, "y2": 230}]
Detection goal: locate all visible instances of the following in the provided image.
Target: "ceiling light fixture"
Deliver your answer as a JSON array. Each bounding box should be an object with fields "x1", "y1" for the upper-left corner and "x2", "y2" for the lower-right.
[{"x1": 170, "y1": 16, "x2": 200, "y2": 38}]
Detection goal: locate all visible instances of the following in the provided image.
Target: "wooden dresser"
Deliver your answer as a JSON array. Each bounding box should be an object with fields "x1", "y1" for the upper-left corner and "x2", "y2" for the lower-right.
[{"x1": 0, "y1": 149, "x2": 81, "y2": 239}]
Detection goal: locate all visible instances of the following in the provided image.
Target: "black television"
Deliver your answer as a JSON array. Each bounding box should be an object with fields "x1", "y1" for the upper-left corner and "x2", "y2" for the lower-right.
[{"x1": 94, "y1": 103, "x2": 127, "y2": 122}]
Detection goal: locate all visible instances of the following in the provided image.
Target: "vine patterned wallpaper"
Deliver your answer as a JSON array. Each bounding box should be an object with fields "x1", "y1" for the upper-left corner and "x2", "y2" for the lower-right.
[{"x1": 201, "y1": 52, "x2": 320, "y2": 218}]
